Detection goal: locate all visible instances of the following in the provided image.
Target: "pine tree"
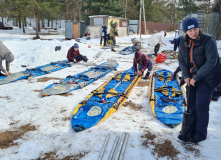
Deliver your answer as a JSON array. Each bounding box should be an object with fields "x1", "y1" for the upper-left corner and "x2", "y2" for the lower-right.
[
  {"x1": 24, "y1": 0, "x2": 62, "y2": 39},
  {"x1": 82, "y1": 0, "x2": 124, "y2": 24}
]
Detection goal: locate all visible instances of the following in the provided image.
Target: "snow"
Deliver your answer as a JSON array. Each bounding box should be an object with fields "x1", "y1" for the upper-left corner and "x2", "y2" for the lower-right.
[{"x1": 0, "y1": 27, "x2": 221, "y2": 160}]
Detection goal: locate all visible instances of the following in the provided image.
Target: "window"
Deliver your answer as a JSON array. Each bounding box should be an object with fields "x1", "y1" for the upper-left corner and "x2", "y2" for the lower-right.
[
  {"x1": 121, "y1": 21, "x2": 127, "y2": 27},
  {"x1": 94, "y1": 18, "x2": 103, "y2": 26}
]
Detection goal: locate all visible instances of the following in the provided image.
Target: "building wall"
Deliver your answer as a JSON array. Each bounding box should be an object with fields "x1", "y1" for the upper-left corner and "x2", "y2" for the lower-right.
[
  {"x1": 89, "y1": 26, "x2": 128, "y2": 39},
  {"x1": 129, "y1": 20, "x2": 139, "y2": 34},
  {"x1": 89, "y1": 16, "x2": 128, "y2": 39},
  {"x1": 141, "y1": 21, "x2": 178, "y2": 34}
]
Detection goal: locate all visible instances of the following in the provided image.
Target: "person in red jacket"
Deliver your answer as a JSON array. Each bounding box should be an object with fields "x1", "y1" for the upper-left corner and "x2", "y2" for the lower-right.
[
  {"x1": 67, "y1": 43, "x2": 88, "y2": 63},
  {"x1": 133, "y1": 47, "x2": 153, "y2": 79}
]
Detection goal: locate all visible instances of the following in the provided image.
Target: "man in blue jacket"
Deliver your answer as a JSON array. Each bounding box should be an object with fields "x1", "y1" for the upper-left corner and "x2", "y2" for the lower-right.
[
  {"x1": 102, "y1": 26, "x2": 107, "y2": 47},
  {"x1": 169, "y1": 36, "x2": 183, "y2": 78}
]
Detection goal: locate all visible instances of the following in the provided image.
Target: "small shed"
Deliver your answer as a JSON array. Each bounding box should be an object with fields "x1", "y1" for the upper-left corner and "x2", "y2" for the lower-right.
[
  {"x1": 65, "y1": 21, "x2": 85, "y2": 39},
  {"x1": 0, "y1": 21, "x2": 4, "y2": 27},
  {"x1": 129, "y1": 20, "x2": 139, "y2": 34},
  {"x1": 89, "y1": 15, "x2": 129, "y2": 39}
]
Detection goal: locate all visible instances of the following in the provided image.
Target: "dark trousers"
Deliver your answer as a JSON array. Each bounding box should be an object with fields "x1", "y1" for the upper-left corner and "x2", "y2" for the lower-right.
[
  {"x1": 188, "y1": 81, "x2": 213, "y2": 139},
  {"x1": 138, "y1": 61, "x2": 153, "y2": 76},
  {"x1": 110, "y1": 37, "x2": 116, "y2": 50},
  {"x1": 0, "y1": 71, "x2": 5, "y2": 77},
  {"x1": 154, "y1": 43, "x2": 161, "y2": 55},
  {"x1": 103, "y1": 37, "x2": 107, "y2": 47},
  {"x1": 100, "y1": 37, "x2": 103, "y2": 44},
  {"x1": 69, "y1": 55, "x2": 88, "y2": 62}
]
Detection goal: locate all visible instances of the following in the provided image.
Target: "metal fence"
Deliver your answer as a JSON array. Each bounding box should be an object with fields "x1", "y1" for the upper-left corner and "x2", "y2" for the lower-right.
[{"x1": 178, "y1": 11, "x2": 220, "y2": 39}]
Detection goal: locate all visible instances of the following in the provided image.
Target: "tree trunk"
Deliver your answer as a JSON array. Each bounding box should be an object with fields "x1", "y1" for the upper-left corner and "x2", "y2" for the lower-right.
[
  {"x1": 22, "y1": 17, "x2": 26, "y2": 33},
  {"x1": 78, "y1": 0, "x2": 81, "y2": 21},
  {"x1": 48, "y1": 19, "x2": 50, "y2": 27},
  {"x1": 42, "y1": 20, "x2": 45, "y2": 29},
  {"x1": 66, "y1": 0, "x2": 69, "y2": 20},
  {"x1": 34, "y1": 10, "x2": 40, "y2": 39},
  {"x1": 38, "y1": 21, "x2": 40, "y2": 32}
]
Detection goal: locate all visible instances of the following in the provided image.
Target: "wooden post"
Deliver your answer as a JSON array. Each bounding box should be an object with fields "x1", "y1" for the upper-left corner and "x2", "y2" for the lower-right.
[
  {"x1": 139, "y1": 0, "x2": 142, "y2": 38},
  {"x1": 142, "y1": 0, "x2": 146, "y2": 35}
]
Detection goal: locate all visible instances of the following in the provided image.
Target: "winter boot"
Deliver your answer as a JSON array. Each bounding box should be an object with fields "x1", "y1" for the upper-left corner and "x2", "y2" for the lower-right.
[
  {"x1": 154, "y1": 52, "x2": 158, "y2": 56},
  {"x1": 111, "y1": 49, "x2": 116, "y2": 52},
  {"x1": 0, "y1": 72, "x2": 5, "y2": 77},
  {"x1": 82, "y1": 56, "x2": 88, "y2": 62},
  {"x1": 143, "y1": 72, "x2": 150, "y2": 79}
]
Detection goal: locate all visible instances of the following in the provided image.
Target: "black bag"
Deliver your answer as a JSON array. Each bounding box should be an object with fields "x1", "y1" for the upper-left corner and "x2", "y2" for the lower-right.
[{"x1": 178, "y1": 85, "x2": 193, "y2": 142}]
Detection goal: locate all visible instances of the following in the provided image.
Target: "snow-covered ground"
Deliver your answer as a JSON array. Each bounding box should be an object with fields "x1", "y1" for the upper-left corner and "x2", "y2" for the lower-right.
[{"x1": 0, "y1": 27, "x2": 221, "y2": 160}]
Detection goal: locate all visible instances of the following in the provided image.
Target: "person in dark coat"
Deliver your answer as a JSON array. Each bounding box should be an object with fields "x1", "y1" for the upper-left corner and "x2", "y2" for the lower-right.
[
  {"x1": 178, "y1": 17, "x2": 221, "y2": 143},
  {"x1": 169, "y1": 36, "x2": 183, "y2": 78},
  {"x1": 67, "y1": 43, "x2": 88, "y2": 63},
  {"x1": 133, "y1": 47, "x2": 153, "y2": 79},
  {"x1": 99, "y1": 26, "x2": 104, "y2": 46},
  {"x1": 0, "y1": 41, "x2": 14, "y2": 76},
  {"x1": 169, "y1": 36, "x2": 183, "y2": 53},
  {"x1": 102, "y1": 26, "x2": 107, "y2": 47}
]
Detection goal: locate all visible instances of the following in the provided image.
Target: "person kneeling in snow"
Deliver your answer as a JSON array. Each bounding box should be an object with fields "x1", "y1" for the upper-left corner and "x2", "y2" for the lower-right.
[
  {"x1": 0, "y1": 41, "x2": 14, "y2": 77},
  {"x1": 133, "y1": 46, "x2": 153, "y2": 79},
  {"x1": 67, "y1": 43, "x2": 88, "y2": 63}
]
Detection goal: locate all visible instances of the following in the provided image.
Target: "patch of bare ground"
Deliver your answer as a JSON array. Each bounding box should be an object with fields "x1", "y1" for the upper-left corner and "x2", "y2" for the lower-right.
[
  {"x1": 153, "y1": 65, "x2": 164, "y2": 71},
  {"x1": 0, "y1": 124, "x2": 36, "y2": 149},
  {"x1": 37, "y1": 77, "x2": 62, "y2": 82},
  {"x1": 181, "y1": 142, "x2": 200, "y2": 157},
  {"x1": 33, "y1": 90, "x2": 41, "y2": 92},
  {"x1": 123, "y1": 100, "x2": 143, "y2": 111},
  {"x1": 60, "y1": 109, "x2": 66, "y2": 113},
  {"x1": 9, "y1": 121, "x2": 19, "y2": 126},
  {"x1": 62, "y1": 117, "x2": 70, "y2": 121},
  {"x1": 60, "y1": 93, "x2": 73, "y2": 97},
  {"x1": 37, "y1": 151, "x2": 89, "y2": 160},
  {"x1": 141, "y1": 131, "x2": 180, "y2": 159},
  {"x1": 137, "y1": 80, "x2": 149, "y2": 87},
  {"x1": 0, "y1": 96, "x2": 10, "y2": 100}
]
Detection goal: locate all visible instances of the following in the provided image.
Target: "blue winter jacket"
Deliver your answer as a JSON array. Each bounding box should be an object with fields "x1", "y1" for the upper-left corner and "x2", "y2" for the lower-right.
[
  {"x1": 173, "y1": 36, "x2": 183, "y2": 51},
  {"x1": 102, "y1": 26, "x2": 107, "y2": 38}
]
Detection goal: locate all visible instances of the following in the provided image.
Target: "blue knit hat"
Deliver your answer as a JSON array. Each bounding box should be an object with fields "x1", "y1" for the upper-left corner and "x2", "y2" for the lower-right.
[
  {"x1": 183, "y1": 17, "x2": 200, "y2": 33},
  {"x1": 74, "y1": 43, "x2": 79, "y2": 48}
]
